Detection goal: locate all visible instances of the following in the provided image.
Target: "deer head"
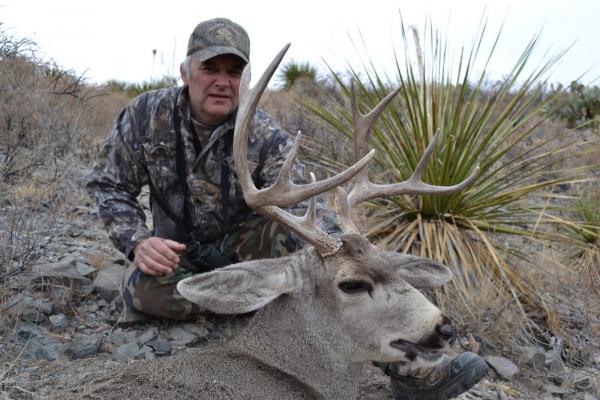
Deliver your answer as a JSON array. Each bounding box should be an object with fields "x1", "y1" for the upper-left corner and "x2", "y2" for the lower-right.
[{"x1": 177, "y1": 44, "x2": 478, "y2": 367}]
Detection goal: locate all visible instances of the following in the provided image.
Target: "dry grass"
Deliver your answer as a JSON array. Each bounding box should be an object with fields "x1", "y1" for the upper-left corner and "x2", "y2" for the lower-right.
[{"x1": 0, "y1": 28, "x2": 128, "y2": 319}]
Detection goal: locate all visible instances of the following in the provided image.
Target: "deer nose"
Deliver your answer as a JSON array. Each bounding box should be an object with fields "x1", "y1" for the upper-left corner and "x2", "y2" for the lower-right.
[{"x1": 436, "y1": 316, "x2": 455, "y2": 341}]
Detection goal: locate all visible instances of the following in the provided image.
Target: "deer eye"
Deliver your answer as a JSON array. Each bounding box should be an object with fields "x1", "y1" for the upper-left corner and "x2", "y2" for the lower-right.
[{"x1": 338, "y1": 280, "x2": 372, "y2": 294}]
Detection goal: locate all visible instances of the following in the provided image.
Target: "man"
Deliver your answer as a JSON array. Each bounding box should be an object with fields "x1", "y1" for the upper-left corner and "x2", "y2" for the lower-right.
[{"x1": 87, "y1": 17, "x2": 487, "y2": 400}]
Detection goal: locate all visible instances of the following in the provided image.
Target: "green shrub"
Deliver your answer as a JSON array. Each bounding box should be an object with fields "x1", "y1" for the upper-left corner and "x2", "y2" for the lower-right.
[
  {"x1": 573, "y1": 187, "x2": 600, "y2": 244},
  {"x1": 550, "y1": 81, "x2": 600, "y2": 129},
  {"x1": 104, "y1": 76, "x2": 178, "y2": 98}
]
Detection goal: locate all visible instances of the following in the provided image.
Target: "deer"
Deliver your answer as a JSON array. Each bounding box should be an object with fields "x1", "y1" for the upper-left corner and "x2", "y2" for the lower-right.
[{"x1": 57, "y1": 44, "x2": 478, "y2": 400}]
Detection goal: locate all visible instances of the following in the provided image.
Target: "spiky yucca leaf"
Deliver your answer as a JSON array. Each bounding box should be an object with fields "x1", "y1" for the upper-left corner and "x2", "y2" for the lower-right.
[{"x1": 305, "y1": 18, "x2": 600, "y2": 344}]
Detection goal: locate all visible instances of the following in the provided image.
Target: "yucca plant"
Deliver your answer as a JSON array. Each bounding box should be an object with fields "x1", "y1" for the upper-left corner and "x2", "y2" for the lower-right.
[
  {"x1": 276, "y1": 60, "x2": 318, "y2": 90},
  {"x1": 305, "y1": 18, "x2": 600, "y2": 347}
]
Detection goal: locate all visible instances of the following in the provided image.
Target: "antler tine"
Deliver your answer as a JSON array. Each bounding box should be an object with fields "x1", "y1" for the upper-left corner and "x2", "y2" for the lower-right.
[
  {"x1": 234, "y1": 44, "x2": 290, "y2": 205},
  {"x1": 234, "y1": 47, "x2": 375, "y2": 211},
  {"x1": 351, "y1": 80, "x2": 402, "y2": 161},
  {"x1": 338, "y1": 82, "x2": 479, "y2": 228},
  {"x1": 234, "y1": 44, "x2": 379, "y2": 256},
  {"x1": 335, "y1": 187, "x2": 360, "y2": 235},
  {"x1": 346, "y1": 129, "x2": 480, "y2": 208},
  {"x1": 253, "y1": 172, "x2": 345, "y2": 256}
]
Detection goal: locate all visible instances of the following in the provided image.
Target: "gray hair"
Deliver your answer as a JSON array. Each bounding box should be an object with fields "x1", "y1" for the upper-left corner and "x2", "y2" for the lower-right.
[{"x1": 181, "y1": 55, "x2": 193, "y2": 80}]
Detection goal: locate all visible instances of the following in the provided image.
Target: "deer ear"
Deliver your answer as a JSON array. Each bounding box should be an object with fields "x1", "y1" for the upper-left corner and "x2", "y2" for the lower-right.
[
  {"x1": 382, "y1": 252, "x2": 452, "y2": 288},
  {"x1": 176, "y1": 259, "x2": 297, "y2": 314}
]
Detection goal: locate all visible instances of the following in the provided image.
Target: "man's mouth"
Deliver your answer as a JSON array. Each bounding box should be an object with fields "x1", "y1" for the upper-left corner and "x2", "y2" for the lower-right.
[
  {"x1": 390, "y1": 339, "x2": 444, "y2": 361},
  {"x1": 209, "y1": 94, "x2": 231, "y2": 100}
]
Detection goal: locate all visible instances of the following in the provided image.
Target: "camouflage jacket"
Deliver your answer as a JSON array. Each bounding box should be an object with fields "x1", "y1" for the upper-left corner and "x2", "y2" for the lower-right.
[{"x1": 87, "y1": 86, "x2": 321, "y2": 260}]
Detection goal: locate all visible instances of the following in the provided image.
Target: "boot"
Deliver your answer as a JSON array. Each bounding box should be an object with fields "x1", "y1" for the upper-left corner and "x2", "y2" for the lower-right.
[
  {"x1": 117, "y1": 303, "x2": 151, "y2": 327},
  {"x1": 385, "y1": 352, "x2": 489, "y2": 400}
]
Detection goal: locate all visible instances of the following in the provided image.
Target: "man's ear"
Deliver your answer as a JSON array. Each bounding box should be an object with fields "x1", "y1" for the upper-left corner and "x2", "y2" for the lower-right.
[
  {"x1": 180, "y1": 63, "x2": 188, "y2": 86},
  {"x1": 381, "y1": 252, "x2": 452, "y2": 288},
  {"x1": 177, "y1": 258, "x2": 298, "y2": 314}
]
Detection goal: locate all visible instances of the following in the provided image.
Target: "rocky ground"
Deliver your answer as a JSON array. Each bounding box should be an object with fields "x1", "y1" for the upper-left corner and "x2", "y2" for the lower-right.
[{"x1": 0, "y1": 167, "x2": 599, "y2": 400}]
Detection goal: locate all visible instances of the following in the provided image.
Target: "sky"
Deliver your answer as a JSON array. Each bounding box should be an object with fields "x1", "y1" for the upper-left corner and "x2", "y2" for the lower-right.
[{"x1": 1, "y1": 0, "x2": 599, "y2": 86}]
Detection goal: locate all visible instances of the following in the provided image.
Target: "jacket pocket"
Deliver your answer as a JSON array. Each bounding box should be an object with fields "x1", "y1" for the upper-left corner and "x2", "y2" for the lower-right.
[{"x1": 142, "y1": 141, "x2": 178, "y2": 192}]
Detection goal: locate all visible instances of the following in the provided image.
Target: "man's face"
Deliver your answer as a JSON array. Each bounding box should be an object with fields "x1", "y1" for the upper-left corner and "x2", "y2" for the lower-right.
[{"x1": 182, "y1": 54, "x2": 245, "y2": 125}]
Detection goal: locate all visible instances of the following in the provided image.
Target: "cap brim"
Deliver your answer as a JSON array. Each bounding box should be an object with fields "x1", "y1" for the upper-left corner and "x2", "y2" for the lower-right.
[{"x1": 191, "y1": 46, "x2": 249, "y2": 64}]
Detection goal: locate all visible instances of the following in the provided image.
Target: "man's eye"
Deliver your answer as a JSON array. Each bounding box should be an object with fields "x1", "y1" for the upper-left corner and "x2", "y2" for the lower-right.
[{"x1": 338, "y1": 280, "x2": 372, "y2": 294}]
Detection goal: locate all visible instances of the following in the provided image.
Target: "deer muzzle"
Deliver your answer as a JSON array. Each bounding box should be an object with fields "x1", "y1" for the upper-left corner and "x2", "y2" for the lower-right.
[{"x1": 390, "y1": 315, "x2": 455, "y2": 361}]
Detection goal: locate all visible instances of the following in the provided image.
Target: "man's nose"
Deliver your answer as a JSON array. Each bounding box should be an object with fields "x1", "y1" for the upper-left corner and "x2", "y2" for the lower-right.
[{"x1": 214, "y1": 73, "x2": 230, "y2": 87}]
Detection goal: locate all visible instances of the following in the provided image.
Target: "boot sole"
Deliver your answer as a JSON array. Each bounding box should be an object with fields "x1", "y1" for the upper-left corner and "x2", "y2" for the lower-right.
[{"x1": 391, "y1": 352, "x2": 489, "y2": 400}]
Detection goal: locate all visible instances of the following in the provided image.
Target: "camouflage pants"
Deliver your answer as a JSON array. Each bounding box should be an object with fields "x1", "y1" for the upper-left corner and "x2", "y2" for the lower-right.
[{"x1": 122, "y1": 218, "x2": 302, "y2": 320}]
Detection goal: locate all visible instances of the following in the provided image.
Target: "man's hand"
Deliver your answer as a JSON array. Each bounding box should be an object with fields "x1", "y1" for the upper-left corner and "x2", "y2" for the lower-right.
[{"x1": 133, "y1": 237, "x2": 186, "y2": 276}]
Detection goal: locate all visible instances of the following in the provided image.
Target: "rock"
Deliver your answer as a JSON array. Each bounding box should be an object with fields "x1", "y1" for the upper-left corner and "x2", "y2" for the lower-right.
[
  {"x1": 140, "y1": 345, "x2": 156, "y2": 360},
  {"x1": 5, "y1": 294, "x2": 53, "y2": 323},
  {"x1": 0, "y1": 315, "x2": 10, "y2": 334},
  {"x1": 207, "y1": 329, "x2": 223, "y2": 341},
  {"x1": 182, "y1": 323, "x2": 209, "y2": 338},
  {"x1": 66, "y1": 334, "x2": 103, "y2": 359},
  {"x1": 167, "y1": 326, "x2": 198, "y2": 346},
  {"x1": 115, "y1": 341, "x2": 140, "y2": 360},
  {"x1": 16, "y1": 322, "x2": 64, "y2": 361},
  {"x1": 544, "y1": 350, "x2": 566, "y2": 375},
  {"x1": 145, "y1": 339, "x2": 171, "y2": 356},
  {"x1": 543, "y1": 383, "x2": 570, "y2": 394},
  {"x1": 75, "y1": 261, "x2": 97, "y2": 277},
  {"x1": 20, "y1": 307, "x2": 44, "y2": 323},
  {"x1": 484, "y1": 356, "x2": 520, "y2": 380},
  {"x1": 4, "y1": 293, "x2": 31, "y2": 312},
  {"x1": 541, "y1": 395, "x2": 560, "y2": 400},
  {"x1": 527, "y1": 351, "x2": 547, "y2": 371},
  {"x1": 30, "y1": 259, "x2": 93, "y2": 293},
  {"x1": 138, "y1": 327, "x2": 158, "y2": 345},
  {"x1": 50, "y1": 287, "x2": 66, "y2": 302},
  {"x1": 584, "y1": 393, "x2": 599, "y2": 400},
  {"x1": 93, "y1": 263, "x2": 125, "y2": 302},
  {"x1": 49, "y1": 313, "x2": 69, "y2": 331},
  {"x1": 108, "y1": 328, "x2": 137, "y2": 346},
  {"x1": 32, "y1": 298, "x2": 53, "y2": 315},
  {"x1": 84, "y1": 312, "x2": 97, "y2": 326}
]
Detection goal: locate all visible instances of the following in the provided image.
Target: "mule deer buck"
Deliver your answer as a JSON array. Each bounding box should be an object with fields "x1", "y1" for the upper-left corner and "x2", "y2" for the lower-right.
[{"x1": 60, "y1": 44, "x2": 478, "y2": 400}]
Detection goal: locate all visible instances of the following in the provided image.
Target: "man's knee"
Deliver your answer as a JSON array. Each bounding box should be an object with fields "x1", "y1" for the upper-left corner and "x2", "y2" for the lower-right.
[{"x1": 122, "y1": 264, "x2": 200, "y2": 320}]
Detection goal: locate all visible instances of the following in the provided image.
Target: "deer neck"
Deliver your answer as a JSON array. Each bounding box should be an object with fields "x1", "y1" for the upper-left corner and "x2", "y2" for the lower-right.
[{"x1": 227, "y1": 251, "x2": 361, "y2": 400}]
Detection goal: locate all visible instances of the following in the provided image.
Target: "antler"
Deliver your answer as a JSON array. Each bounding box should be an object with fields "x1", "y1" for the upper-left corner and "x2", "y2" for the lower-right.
[
  {"x1": 233, "y1": 44, "x2": 375, "y2": 256},
  {"x1": 338, "y1": 82, "x2": 480, "y2": 233}
]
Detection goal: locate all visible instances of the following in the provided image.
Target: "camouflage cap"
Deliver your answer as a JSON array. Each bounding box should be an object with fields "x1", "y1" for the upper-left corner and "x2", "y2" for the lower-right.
[{"x1": 187, "y1": 18, "x2": 250, "y2": 64}]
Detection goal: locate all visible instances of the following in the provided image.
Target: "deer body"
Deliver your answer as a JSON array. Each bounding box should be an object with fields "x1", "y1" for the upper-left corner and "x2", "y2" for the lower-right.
[{"x1": 62, "y1": 236, "x2": 452, "y2": 400}]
